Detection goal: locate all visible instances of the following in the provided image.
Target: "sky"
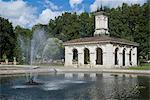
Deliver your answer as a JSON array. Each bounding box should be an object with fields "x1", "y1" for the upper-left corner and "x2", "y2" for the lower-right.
[{"x1": 0, "y1": 0, "x2": 147, "y2": 28}]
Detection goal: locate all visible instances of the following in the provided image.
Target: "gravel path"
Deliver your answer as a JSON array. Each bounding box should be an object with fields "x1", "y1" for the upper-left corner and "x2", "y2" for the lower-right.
[{"x1": 0, "y1": 65, "x2": 150, "y2": 75}]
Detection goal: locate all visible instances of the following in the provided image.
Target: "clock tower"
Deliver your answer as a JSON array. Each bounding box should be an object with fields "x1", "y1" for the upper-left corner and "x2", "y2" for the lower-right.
[{"x1": 94, "y1": 11, "x2": 109, "y2": 36}]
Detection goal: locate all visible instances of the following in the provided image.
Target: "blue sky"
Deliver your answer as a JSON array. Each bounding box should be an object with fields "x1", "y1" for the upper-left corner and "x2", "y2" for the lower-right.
[
  {"x1": 26, "y1": 0, "x2": 94, "y2": 13},
  {"x1": 0, "y1": 0, "x2": 147, "y2": 28}
]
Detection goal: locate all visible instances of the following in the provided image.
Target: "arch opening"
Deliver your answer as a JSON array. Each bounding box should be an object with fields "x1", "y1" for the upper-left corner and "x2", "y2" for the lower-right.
[
  {"x1": 129, "y1": 49, "x2": 132, "y2": 65},
  {"x1": 84, "y1": 48, "x2": 90, "y2": 64},
  {"x1": 72, "y1": 49, "x2": 78, "y2": 64},
  {"x1": 96, "y1": 48, "x2": 103, "y2": 65},
  {"x1": 114, "y1": 48, "x2": 119, "y2": 65},
  {"x1": 122, "y1": 49, "x2": 126, "y2": 66}
]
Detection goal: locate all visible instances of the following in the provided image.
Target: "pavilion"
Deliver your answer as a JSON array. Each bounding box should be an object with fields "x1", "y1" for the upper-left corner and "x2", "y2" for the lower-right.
[{"x1": 63, "y1": 10, "x2": 138, "y2": 68}]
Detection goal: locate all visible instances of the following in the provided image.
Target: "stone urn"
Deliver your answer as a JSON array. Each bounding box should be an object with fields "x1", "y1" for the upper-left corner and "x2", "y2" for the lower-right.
[
  {"x1": 13, "y1": 57, "x2": 17, "y2": 65},
  {"x1": 5, "y1": 59, "x2": 8, "y2": 64}
]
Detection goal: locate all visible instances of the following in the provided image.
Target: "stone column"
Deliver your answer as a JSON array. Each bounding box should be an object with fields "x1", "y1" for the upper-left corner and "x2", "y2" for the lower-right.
[
  {"x1": 119, "y1": 52, "x2": 123, "y2": 67},
  {"x1": 132, "y1": 47, "x2": 137, "y2": 66},
  {"x1": 89, "y1": 47, "x2": 96, "y2": 68},
  {"x1": 78, "y1": 47, "x2": 84, "y2": 67},
  {"x1": 103, "y1": 51, "x2": 107, "y2": 65},
  {"x1": 125, "y1": 49, "x2": 130, "y2": 67},
  {"x1": 101, "y1": 44, "x2": 114, "y2": 68},
  {"x1": 65, "y1": 46, "x2": 73, "y2": 66}
]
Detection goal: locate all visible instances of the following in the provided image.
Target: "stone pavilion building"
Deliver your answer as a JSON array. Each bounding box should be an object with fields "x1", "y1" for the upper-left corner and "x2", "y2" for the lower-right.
[{"x1": 63, "y1": 10, "x2": 138, "y2": 68}]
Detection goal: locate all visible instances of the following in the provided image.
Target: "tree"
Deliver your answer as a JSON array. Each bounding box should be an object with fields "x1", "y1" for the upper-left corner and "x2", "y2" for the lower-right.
[
  {"x1": 0, "y1": 17, "x2": 17, "y2": 61},
  {"x1": 79, "y1": 12, "x2": 94, "y2": 37},
  {"x1": 1, "y1": 2, "x2": 149, "y2": 64},
  {"x1": 42, "y1": 38, "x2": 64, "y2": 60},
  {"x1": 14, "y1": 25, "x2": 32, "y2": 64},
  {"x1": 109, "y1": 2, "x2": 150, "y2": 61}
]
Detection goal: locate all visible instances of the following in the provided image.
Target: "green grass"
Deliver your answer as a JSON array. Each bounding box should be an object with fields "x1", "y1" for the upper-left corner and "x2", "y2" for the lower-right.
[{"x1": 128, "y1": 63, "x2": 150, "y2": 70}]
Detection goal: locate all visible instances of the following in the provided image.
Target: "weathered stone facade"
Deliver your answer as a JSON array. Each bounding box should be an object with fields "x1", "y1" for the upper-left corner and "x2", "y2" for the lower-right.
[
  {"x1": 64, "y1": 43, "x2": 137, "y2": 68},
  {"x1": 64, "y1": 10, "x2": 138, "y2": 68}
]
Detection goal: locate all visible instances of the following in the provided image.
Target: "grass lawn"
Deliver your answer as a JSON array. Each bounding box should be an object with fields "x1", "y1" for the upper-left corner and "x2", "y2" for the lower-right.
[{"x1": 128, "y1": 63, "x2": 150, "y2": 70}]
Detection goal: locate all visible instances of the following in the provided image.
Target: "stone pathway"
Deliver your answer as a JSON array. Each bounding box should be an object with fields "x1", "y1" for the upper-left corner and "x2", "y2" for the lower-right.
[{"x1": 0, "y1": 65, "x2": 150, "y2": 75}]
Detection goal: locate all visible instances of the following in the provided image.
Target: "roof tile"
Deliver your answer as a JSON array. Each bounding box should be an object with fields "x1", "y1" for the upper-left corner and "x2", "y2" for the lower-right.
[{"x1": 63, "y1": 36, "x2": 138, "y2": 46}]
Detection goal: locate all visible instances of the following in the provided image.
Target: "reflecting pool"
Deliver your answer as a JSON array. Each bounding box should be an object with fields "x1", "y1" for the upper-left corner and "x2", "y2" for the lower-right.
[{"x1": 0, "y1": 73, "x2": 149, "y2": 100}]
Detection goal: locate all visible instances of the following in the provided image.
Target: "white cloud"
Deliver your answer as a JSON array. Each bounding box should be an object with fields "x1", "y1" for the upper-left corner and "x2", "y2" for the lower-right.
[
  {"x1": 43, "y1": 0, "x2": 59, "y2": 10},
  {"x1": 90, "y1": 0, "x2": 147, "y2": 12},
  {"x1": 69, "y1": 0, "x2": 83, "y2": 8},
  {"x1": 0, "y1": 0, "x2": 63, "y2": 28},
  {"x1": 0, "y1": 0, "x2": 37, "y2": 28},
  {"x1": 36, "y1": 9, "x2": 62, "y2": 25}
]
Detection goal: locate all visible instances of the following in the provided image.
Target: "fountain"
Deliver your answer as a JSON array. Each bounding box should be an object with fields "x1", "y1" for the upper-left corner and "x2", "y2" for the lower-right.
[
  {"x1": 25, "y1": 29, "x2": 47, "y2": 85},
  {"x1": 19, "y1": 28, "x2": 63, "y2": 85},
  {"x1": 24, "y1": 72, "x2": 43, "y2": 85},
  {"x1": 24, "y1": 66, "x2": 43, "y2": 85}
]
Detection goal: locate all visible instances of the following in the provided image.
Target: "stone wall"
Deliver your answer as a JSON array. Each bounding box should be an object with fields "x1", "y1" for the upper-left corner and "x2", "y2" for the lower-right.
[{"x1": 64, "y1": 43, "x2": 137, "y2": 68}]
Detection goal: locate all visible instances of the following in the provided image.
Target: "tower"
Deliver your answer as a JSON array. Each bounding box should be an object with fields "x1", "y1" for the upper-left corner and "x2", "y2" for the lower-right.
[{"x1": 94, "y1": 10, "x2": 109, "y2": 36}]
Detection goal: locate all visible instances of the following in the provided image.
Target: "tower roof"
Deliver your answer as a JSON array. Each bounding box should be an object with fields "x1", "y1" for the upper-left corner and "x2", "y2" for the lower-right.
[{"x1": 94, "y1": 11, "x2": 107, "y2": 16}]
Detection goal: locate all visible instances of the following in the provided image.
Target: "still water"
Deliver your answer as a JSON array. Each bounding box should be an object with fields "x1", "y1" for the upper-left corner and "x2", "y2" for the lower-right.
[{"x1": 0, "y1": 73, "x2": 149, "y2": 100}]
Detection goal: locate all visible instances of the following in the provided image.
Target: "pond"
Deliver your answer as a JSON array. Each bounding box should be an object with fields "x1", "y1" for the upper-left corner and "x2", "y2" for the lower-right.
[{"x1": 0, "y1": 73, "x2": 149, "y2": 100}]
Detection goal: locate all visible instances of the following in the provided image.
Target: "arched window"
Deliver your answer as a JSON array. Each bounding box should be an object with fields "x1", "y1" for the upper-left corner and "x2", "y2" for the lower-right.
[
  {"x1": 84, "y1": 48, "x2": 90, "y2": 64},
  {"x1": 114, "y1": 48, "x2": 119, "y2": 65},
  {"x1": 122, "y1": 48, "x2": 126, "y2": 66},
  {"x1": 72, "y1": 49, "x2": 78, "y2": 64},
  {"x1": 129, "y1": 49, "x2": 132, "y2": 65},
  {"x1": 96, "y1": 48, "x2": 103, "y2": 65}
]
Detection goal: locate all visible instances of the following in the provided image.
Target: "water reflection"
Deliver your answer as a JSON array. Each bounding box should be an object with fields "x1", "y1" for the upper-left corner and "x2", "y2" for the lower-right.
[{"x1": 0, "y1": 73, "x2": 149, "y2": 100}]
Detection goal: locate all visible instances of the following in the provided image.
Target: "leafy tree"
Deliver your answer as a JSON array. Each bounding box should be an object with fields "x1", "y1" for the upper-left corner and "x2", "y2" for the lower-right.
[
  {"x1": 0, "y1": 1, "x2": 149, "y2": 64},
  {"x1": 79, "y1": 12, "x2": 94, "y2": 37},
  {"x1": 42, "y1": 38, "x2": 64, "y2": 60},
  {"x1": 109, "y1": 2, "x2": 149, "y2": 61},
  {"x1": 0, "y1": 17, "x2": 17, "y2": 61},
  {"x1": 14, "y1": 25, "x2": 32, "y2": 64}
]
